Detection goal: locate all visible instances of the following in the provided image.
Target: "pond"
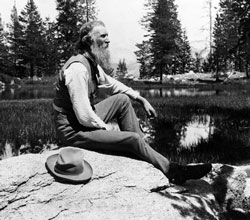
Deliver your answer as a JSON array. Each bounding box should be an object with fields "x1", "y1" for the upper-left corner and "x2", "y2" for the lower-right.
[
  {"x1": 0, "y1": 85, "x2": 55, "y2": 100},
  {"x1": 1, "y1": 85, "x2": 250, "y2": 165},
  {"x1": 138, "y1": 88, "x2": 221, "y2": 98},
  {"x1": 139, "y1": 109, "x2": 250, "y2": 165},
  {"x1": 0, "y1": 86, "x2": 240, "y2": 100}
]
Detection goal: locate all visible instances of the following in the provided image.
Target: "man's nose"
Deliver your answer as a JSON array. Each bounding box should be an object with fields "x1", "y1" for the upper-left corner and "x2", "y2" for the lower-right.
[{"x1": 105, "y1": 37, "x2": 110, "y2": 44}]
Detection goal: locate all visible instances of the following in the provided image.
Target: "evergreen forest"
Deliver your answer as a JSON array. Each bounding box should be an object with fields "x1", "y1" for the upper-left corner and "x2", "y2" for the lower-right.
[{"x1": 0, "y1": 0, "x2": 249, "y2": 82}]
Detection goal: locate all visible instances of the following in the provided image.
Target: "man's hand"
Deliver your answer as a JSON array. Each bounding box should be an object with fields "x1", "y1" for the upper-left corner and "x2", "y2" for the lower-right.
[
  {"x1": 102, "y1": 122, "x2": 119, "y2": 131},
  {"x1": 136, "y1": 95, "x2": 157, "y2": 118}
]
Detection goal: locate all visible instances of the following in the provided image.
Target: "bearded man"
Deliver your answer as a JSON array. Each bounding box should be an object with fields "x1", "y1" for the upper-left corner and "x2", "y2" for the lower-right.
[{"x1": 53, "y1": 20, "x2": 212, "y2": 185}]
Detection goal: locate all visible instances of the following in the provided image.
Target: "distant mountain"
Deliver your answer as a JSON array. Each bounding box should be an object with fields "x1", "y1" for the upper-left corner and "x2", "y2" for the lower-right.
[
  {"x1": 127, "y1": 62, "x2": 140, "y2": 78},
  {"x1": 190, "y1": 45, "x2": 209, "y2": 58},
  {"x1": 111, "y1": 61, "x2": 140, "y2": 78},
  {"x1": 110, "y1": 43, "x2": 141, "y2": 78}
]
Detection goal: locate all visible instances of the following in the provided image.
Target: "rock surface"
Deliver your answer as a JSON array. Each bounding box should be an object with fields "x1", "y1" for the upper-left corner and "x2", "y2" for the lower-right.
[{"x1": 0, "y1": 149, "x2": 250, "y2": 220}]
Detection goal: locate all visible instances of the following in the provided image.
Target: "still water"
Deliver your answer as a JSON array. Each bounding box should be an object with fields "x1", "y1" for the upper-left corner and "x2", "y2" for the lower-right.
[
  {"x1": 139, "y1": 88, "x2": 218, "y2": 98},
  {"x1": 138, "y1": 107, "x2": 250, "y2": 165},
  {"x1": 0, "y1": 86, "x2": 234, "y2": 100},
  {"x1": 0, "y1": 85, "x2": 55, "y2": 100},
  {"x1": 180, "y1": 114, "x2": 215, "y2": 148},
  {"x1": 1, "y1": 86, "x2": 250, "y2": 164}
]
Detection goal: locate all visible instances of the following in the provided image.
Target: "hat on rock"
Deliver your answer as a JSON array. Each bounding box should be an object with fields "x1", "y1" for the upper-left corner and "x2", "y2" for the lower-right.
[{"x1": 45, "y1": 147, "x2": 93, "y2": 184}]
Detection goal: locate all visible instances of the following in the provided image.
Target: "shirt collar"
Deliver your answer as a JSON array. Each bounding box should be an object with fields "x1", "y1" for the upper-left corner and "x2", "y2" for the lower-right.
[
  {"x1": 83, "y1": 52, "x2": 97, "y2": 66},
  {"x1": 83, "y1": 52, "x2": 100, "y2": 78}
]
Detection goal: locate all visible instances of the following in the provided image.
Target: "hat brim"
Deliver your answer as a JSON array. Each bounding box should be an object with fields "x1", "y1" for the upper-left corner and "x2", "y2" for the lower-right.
[{"x1": 45, "y1": 153, "x2": 93, "y2": 184}]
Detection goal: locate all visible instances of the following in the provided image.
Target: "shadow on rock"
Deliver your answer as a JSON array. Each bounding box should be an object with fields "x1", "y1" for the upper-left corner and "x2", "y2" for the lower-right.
[{"x1": 153, "y1": 180, "x2": 221, "y2": 220}]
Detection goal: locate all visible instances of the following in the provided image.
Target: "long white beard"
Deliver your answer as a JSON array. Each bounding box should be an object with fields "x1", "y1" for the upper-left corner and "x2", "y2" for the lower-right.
[{"x1": 92, "y1": 44, "x2": 111, "y2": 72}]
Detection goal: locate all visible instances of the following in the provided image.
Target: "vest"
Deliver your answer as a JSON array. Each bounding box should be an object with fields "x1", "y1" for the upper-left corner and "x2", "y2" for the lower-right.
[{"x1": 53, "y1": 53, "x2": 99, "y2": 113}]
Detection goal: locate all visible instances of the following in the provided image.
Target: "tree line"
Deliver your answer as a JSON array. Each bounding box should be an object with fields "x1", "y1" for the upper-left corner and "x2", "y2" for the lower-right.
[
  {"x1": 0, "y1": 0, "x2": 96, "y2": 78},
  {"x1": 135, "y1": 0, "x2": 193, "y2": 80},
  {"x1": 0, "y1": 0, "x2": 249, "y2": 80},
  {"x1": 212, "y1": 0, "x2": 250, "y2": 78},
  {"x1": 135, "y1": 0, "x2": 250, "y2": 80}
]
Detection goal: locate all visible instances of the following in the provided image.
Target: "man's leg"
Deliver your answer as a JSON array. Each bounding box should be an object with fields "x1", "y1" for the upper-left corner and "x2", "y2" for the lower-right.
[
  {"x1": 72, "y1": 129, "x2": 170, "y2": 175},
  {"x1": 92, "y1": 94, "x2": 170, "y2": 173},
  {"x1": 55, "y1": 94, "x2": 170, "y2": 174},
  {"x1": 54, "y1": 94, "x2": 212, "y2": 184},
  {"x1": 95, "y1": 94, "x2": 144, "y2": 137},
  {"x1": 93, "y1": 94, "x2": 212, "y2": 184}
]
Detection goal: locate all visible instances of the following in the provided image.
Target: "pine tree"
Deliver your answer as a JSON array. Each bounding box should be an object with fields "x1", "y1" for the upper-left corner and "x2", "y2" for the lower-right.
[
  {"x1": 177, "y1": 30, "x2": 193, "y2": 74},
  {"x1": 194, "y1": 52, "x2": 203, "y2": 73},
  {"x1": 18, "y1": 0, "x2": 46, "y2": 77},
  {"x1": 151, "y1": 0, "x2": 183, "y2": 80},
  {"x1": 213, "y1": 0, "x2": 250, "y2": 76},
  {"x1": 7, "y1": 4, "x2": 25, "y2": 77},
  {"x1": 0, "y1": 14, "x2": 9, "y2": 74},
  {"x1": 116, "y1": 59, "x2": 128, "y2": 79},
  {"x1": 213, "y1": 0, "x2": 239, "y2": 72},
  {"x1": 135, "y1": 0, "x2": 156, "y2": 79},
  {"x1": 55, "y1": 0, "x2": 97, "y2": 62},
  {"x1": 80, "y1": 0, "x2": 97, "y2": 22},
  {"x1": 42, "y1": 18, "x2": 60, "y2": 76},
  {"x1": 231, "y1": 0, "x2": 250, "y2": 77},
  {"x1": 135, "y1": 40, "x2": 152, "y2": 78},
  {"x1": 137, "y1": 0, "x2": 186, "y2": 82}
]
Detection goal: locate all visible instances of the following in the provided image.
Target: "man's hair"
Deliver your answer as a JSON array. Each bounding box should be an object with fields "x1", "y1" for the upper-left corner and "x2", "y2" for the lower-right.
[{"x1": 75, "y1": 20, "x2": 105, "y2": 53}]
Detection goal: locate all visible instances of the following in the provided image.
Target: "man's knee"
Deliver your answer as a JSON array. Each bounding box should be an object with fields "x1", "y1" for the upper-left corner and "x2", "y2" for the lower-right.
[
  {"x1": 129, "y1": 132, "x2": 144, "y2": 151},
  {"x1": 115, "y1": 93, "x2": 130, "y2": 105}
]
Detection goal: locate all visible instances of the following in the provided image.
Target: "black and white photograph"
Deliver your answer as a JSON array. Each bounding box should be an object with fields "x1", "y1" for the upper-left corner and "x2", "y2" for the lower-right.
[{"x1": 0, "y1": 0, "x2": 250, "y2": 219}]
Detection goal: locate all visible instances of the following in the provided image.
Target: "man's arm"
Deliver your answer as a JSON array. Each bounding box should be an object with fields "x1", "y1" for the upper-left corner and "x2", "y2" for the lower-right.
[
  {"x1": 64, "y1": 63, "x2": 109, "y2": 129},
  {"x1": 98, "y1": 65, "x2": 157, "y2": 118},
  {"x1": 97, "y1": 65, "x2": 139, "y2": 99},
  {"x1": 135, "y1": 95, "x2": 157, "y2": 118}
]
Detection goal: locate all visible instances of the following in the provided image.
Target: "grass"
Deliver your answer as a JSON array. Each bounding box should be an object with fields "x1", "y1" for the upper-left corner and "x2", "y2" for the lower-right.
[
  {"x1": 1, "y1": 82, "x2": 250, "y2": 164},
  {"x1": 0, "y1": 73, "x2": 58, "y2": 87},
  {"x1": 0, "y1": 99, "x2": 58, "y2": 157},
  {"x1": 0, "y1": 73, "x2": 21, "y2": 85},
  {"x1": 147, "y1": 93, "x2": 250, "y2": 111},
  {"x1": 133, "y1": 93, "x2": 250, "y2": 165},
  {"x1": 22, "y1": 75, "x2": 58, "y2": 86},
  {"x1": 150, "y1": 107, "x2": 250, "y2": 165}
]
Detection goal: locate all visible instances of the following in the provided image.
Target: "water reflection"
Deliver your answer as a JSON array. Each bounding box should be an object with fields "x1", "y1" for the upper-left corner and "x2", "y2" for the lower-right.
[
  {"x1": 180, "y1": 115, "x2": 215, "y2": 148},
  {"x1": 0, "y1": 142, "x2": 15, "y2": 160},
  {"x1": 0, "y1": 85, "x2": 247, "y2": 100},
  {"x1": 0, "y1": 86, "x2": 55, "y2": 100},
  {"x1": 1, "y1": 86, "x2": 226, "y2": 100},
  {"x1": 1, "y1": 86, "x2": 250, "y2": 165},
  {"x1": 141, "y1": 114, "x2": 215, "y2": 149},
  {"x1": 140, "y1": 108, "x2": 250, "y2": 165},
  {"x1": 138, "y1": 88, "x2": 222, "y2": 98}
]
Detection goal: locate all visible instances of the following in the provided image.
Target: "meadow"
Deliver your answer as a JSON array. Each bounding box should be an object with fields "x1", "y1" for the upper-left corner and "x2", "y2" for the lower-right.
[
  {"x1": 135, "y1": 89, "x2": 250, "y2": 165},
  {"x1": 0, "y1": 99, "x2": 57, "y2": 158},
  {"x1": 1, "y1": 80, "x2": 250, "y2": 164}
]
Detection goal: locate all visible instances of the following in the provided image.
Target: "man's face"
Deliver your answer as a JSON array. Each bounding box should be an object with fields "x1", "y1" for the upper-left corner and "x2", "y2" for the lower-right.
[
  {"x1": 90, "y1": 25, "x2": 111, "y2": 71},
  {"x1": 91, "y1": 25, "x2": 110, "y2": 49}
]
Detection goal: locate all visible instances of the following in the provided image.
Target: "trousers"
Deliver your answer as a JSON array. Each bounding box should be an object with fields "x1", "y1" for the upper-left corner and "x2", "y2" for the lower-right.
[{"x1": 54, "y1": 94, "x2": 170, "y2": 175}]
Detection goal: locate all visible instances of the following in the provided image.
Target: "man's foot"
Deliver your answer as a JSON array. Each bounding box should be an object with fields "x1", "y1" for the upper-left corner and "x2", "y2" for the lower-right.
[{"x1": 167, "y1": 163, "x2": 212, "y2": 185}]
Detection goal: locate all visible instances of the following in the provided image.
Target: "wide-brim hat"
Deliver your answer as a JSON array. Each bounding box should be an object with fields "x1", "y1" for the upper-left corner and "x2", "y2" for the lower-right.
[{"x1": 45, "y1": 147, "x2": 93, "y2": 184}]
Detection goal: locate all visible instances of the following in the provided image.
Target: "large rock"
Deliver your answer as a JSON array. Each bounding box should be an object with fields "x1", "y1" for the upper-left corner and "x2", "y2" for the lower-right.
[{"x1": 0, "y1": 149, "x2": 249, "y2": 220}]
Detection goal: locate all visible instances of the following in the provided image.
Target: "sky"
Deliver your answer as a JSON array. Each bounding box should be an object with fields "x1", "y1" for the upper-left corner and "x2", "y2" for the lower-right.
[{"x1": 0, "y1": 0, "x2": 220, "y2": 74}]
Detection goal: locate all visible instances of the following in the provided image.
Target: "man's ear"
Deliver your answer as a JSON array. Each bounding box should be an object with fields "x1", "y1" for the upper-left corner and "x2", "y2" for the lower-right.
[{"x1": 82, "y1": 35, "x2": 93, "y2": 45}]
